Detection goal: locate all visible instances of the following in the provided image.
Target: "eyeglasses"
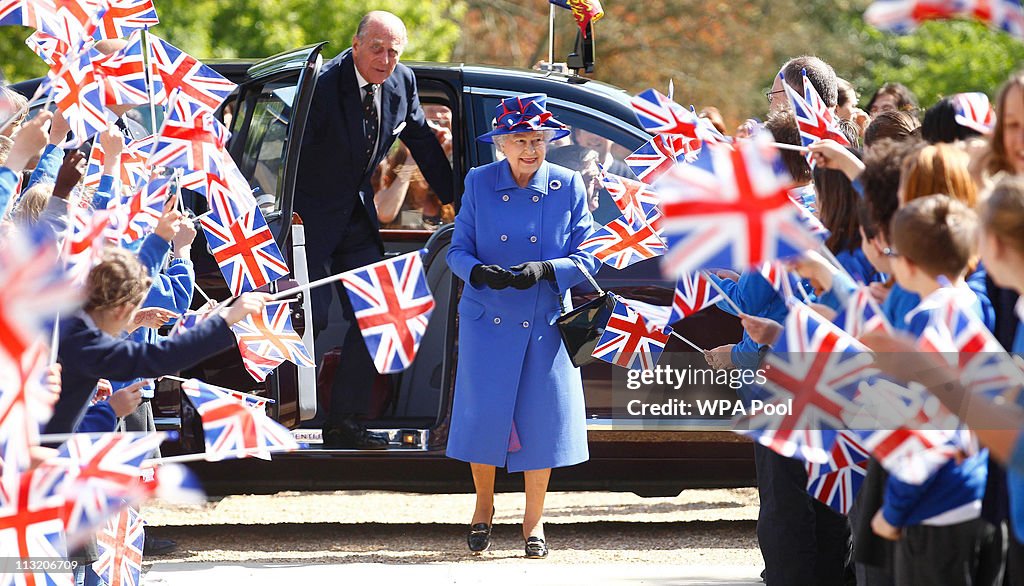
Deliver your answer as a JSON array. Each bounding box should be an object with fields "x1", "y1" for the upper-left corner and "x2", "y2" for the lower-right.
[
  {"x1": 882, "y1": 247, "x2": 901, "y2": 258},
  {"x1": 765, "y1": 89, "x2": 785, "y2": 104}
]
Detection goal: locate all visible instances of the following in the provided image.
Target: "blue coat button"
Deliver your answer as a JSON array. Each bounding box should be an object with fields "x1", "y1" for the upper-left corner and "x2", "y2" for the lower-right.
[{"x1": 493, "y1": 317, "x2": 501, "y2": 325}]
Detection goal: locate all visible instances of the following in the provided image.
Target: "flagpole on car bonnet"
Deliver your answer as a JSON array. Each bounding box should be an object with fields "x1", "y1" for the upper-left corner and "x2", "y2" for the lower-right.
[{"x1": 548, "y1": 3, "x2": 555, "y2": 66}]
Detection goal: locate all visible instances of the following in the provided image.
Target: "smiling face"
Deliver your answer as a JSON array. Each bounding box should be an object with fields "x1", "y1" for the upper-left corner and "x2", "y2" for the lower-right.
[
  {"x1": 352, "y1": 15, "x2": 407, "y2": 85},
  {"x1": 498, "y1": 131, "x2": 549, "y2": 182},
  {"x1": 1001, "y1": 84, "x2": 1024, "y2": 175}
]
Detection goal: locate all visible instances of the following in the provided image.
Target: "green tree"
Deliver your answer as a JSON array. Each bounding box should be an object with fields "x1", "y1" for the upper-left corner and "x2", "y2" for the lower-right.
[{"x1": 0, "y1": 0, "x2": 465, "y2": 82}]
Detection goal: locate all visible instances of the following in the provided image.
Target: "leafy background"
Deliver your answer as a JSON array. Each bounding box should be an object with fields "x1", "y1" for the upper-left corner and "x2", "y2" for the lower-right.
[{"x1": 2, "y1": 0, "x2": 1022, "y2": 126}]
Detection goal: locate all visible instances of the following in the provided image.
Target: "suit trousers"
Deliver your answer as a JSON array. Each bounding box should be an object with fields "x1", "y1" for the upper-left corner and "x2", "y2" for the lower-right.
[
  {"x1": 313, "y1": 204, "x2": 383, "y2": 423},
  {"x1": 754, "y1": 443, "x2": 853, "y2": 586},
  {"x1": 894, "y1": 518, "x2": 1002, "y2": 586}
]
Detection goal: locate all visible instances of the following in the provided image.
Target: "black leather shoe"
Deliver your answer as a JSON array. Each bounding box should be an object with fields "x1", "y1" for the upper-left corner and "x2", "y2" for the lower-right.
[
  {"x1": 144, "y1": 536, "x2": 177, "y2": 556},
  {"x1": 467, "y1": 508, "x2": 494, "y2": 553},
  {"x1": 322, "y1": 419, "x2": 388, "y2": 449},
  {"x1": 525, "y1": 536, "x2": 548, "y2": 559}
]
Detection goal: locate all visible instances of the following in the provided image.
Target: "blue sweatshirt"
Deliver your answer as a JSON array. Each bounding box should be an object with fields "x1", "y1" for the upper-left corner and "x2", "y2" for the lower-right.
[
  {"x1": 1008, "y1": 314, "x2": 1024, "y2": 543},
  {"x1": 883, "y1": 288, "x2": 989, "y2": 527},
  {"x1": 27, "y1": 143, "x2": 63, "y2": 190},
  {"x1": 709, "y1": 269, "x2": 796, "y2": 370}
]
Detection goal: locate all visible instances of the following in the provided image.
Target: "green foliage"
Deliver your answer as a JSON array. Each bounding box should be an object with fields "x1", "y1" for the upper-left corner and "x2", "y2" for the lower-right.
[
  {"x1": 0, "y1": 0, "x2": 465, "y2": 82},
  {"x1": 852, "y1": 19, "x2": 1024, "y2": 105}
]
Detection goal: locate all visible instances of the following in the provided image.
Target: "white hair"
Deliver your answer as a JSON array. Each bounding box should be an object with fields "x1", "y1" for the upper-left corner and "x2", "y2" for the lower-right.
[{"x1": 493, "y1": 129, "x2": 555, "y2": 148}]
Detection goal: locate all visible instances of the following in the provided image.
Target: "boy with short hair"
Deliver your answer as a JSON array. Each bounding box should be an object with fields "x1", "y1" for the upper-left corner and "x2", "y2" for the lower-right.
[{"x1": 872, "y1": 194, "x2": 1000, "y2": 586}]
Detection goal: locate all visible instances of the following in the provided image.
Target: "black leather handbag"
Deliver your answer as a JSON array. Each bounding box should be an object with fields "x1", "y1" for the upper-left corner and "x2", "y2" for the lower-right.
[{"x1": 556, "y1": 259, "x2": 615, "y2": 368}]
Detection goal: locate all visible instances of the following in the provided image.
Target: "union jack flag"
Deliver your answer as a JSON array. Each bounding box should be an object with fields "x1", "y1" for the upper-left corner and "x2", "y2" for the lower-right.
[
  {"x1": 736, "y1": 301, "x2": 874, "y2": 463},
  {"x1": 341, "y1": 251, "x2": 436, "y2": 374},
  {"x1": 625, "y1": 134, "x2": 695, "y2": 185},
  {"x1": 865, "y1": 0, "x2": 1024, "y2": 39},
  {"x1": 0, "y1": 0, "x2": 58, "y2": 35},
  {"x1": 580, "y1": 215, "x2": 666, "y2": 270},
  {"x1": 758, "y1": 260, "x2": 799, "y2": 301},
  {"x1": 25, "y1": 30, "x2": 68, "y2": 67},
  {"x1": 51, "y1": 0, "x2": 108, "y2": 48},
  {"x1": 849, "y1": 377, "x2": 968, "y2": 484},
  {"x1": 668, "y1": 272, "x2": 722, "y2": 324},
  {"x1": 805, "y1": 430, "x2": 869, "y2": 514},
  {"x1": 0, "y1": 341, "x2": 51, "y2": 475},
  {"x1": 199, "y1": 206, "x2": 289, "y2": 295},
  {"x1": 780, "y1": 72, "x2": 851, "y2": 165},
  {"x1": 631, "y1": 88, "x2": 703, "y2": 137},
  {"x1": 591, "y1": 297, "x2": 670, "y2": 370},
  {"x1": 64, "y1": 206, "x2": 113, "y2": 284},
  {"x1": 201, "y1": 156, "x2": 259, "y2": 226},
  {"x1": 93, "y1": 0, "x2": 156, "y2": 40},
  {"x1": 599, "y1": 171, "x2": 660, "y2": 226},
  {"x1": 169, "y1": 309, "x2": 211, "y2": 337},
  {"x1": 92, "y1": 30, "x2": 153, "y2": 108},
  {"x1": 52, "y1": 431, "x2": 164, "y2": 546},
  {"x1": 181, "y1": 378, "x2": 297, "y2": 460},
  {"x1": 49, "y1": 45, "x2": 116, "y2": 147},
  {"x1": 108, "y1": 174, "x2": 167, "y2": 246},
  {"x1": 230, "y1": 302, "x2": 314, "y2": 382},
  {"x1": 659, "y1": 134, "x2": 818, "y2": 278},
  {"x1": 0, "y1": 463, "x2": 69, "y2": 586},
  {"x1": 148, "y1": 35, "x2": 236, "y2": 112},
  {"x1": 953, "y1": 91, "x2": 996, "y2": 134},
  {"x1": 149, "y1": 94, "x2": 230, "y2": 175},
  {"x1": 832, "y1": 286, "x2": 892, "y2": 339},
  {"x1": 0, "y1": 227, "x2": 81, "y2": 363},
  {"x1": 95, "y1": 506, "x2": 144, "y2": 586},
  {"x1": 84, "y1": 134, "x2": 152, "y2": 190}
]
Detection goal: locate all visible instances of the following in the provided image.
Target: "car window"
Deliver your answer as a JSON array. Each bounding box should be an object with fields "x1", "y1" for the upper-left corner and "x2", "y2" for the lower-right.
[
  {"x1": 475, "y1": 96, "x2": 643, "y2": 226},
  {"x1": 371, "y1": 102, "x2": 455, "y2": 232},
  {"x1": 238, "y1": 81, "x2": 298, "y2": 212}
]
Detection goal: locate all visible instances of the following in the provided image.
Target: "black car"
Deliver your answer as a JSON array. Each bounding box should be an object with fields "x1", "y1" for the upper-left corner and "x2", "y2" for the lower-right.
[{"x1": 14, "y1": 43, "x2": 754, "y2": 496}]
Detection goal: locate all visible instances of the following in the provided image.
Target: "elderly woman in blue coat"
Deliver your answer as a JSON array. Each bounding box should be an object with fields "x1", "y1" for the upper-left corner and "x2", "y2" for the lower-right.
[{"x1": 446, "y1": 94, "x2": 600, "y2": 558}]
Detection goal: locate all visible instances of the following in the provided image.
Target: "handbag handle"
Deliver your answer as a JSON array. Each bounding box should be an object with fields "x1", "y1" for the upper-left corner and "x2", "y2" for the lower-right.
[
  {"x1": 559, "y1": 257, "x2": 603, "y2": 317},
  {"x1": 569, "y1": 256, "x2": 604, "y2": 295}
]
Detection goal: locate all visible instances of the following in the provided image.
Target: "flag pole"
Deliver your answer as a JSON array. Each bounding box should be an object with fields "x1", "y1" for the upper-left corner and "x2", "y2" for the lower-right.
[
  {"x1": 548, "y1": 3, "x2": 555, "y2": 66},
  {"x1": 158, "y1": 373, "x2": 275, "y2": 405},
  {"x1": 770, "y1": 142, "x2": 808, "y2": 153},
  {"x1": 267, "y1": 271, "x2": 346, "y2": 302},
  {"x1": 142, "y1": 445, "x2": 296, "y2": 466},
  {"x1": 701, "y1": 270, "x2": 745, "y2": 315}
]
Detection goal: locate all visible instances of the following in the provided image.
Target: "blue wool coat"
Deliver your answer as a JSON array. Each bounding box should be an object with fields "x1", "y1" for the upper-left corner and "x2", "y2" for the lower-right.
[{"x1": 445, "y1": 160, "x2": 599, "y2": 472}]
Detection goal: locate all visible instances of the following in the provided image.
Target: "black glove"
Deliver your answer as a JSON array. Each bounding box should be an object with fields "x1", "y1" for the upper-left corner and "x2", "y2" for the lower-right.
[
  {"x1": 470, "y1": 264, "x2": 515, "y2": 290},
  {"x1": 508, "y1": 261, "x2": 555, "y2": 290}
]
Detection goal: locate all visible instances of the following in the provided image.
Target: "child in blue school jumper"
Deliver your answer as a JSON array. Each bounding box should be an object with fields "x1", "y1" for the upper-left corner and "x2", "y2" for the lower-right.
[{"x1": 870, "y1": 195, "x2": 1001, "y2": 586}]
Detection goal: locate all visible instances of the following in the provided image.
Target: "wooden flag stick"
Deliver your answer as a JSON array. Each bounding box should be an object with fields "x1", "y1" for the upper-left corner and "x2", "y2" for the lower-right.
[
  {"x1": 142, "y1": 445, "x2": 296, "y2": 466},
  {"x1": 158, "y1": 374, "x2": 275, "y2": 405},
  {"x1": 701, "y1": 270, "x2": 744, "y2": 315},
  {"x1": 192, "y1": 282, "x2": 214, "y2": 304},
  {"x1": 769, "y1": 142, "x2": 808, "y2": 153},
  {"x1": 267, "y1": 271, "x2": 345, "y2": 302},
  {"x1": 670, "y1": 330, "x2": 704, "y2": 353}
]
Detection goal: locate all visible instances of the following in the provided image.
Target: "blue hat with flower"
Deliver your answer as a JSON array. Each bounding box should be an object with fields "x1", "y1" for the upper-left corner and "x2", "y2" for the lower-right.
[{"x1": 477, "y1": 93, "x2": 571, "y2": 143}]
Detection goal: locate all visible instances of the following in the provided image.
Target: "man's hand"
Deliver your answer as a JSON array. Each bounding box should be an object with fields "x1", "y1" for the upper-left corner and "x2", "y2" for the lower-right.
[
  {"x1": 44, "y1": 363, "x2": 61, "y2": 407},
  {"x1": 704, "y1": 344, "x2": 735, "y2": 370},
  {"x1": 871, "y1": 510, "x2": 901, "y2": 541},
  {"x1": 740, "y1": 314, "x2": 782, "y2": 346},
  {"x1": 108, "y1": 380, "x2": 146, "y2": 418},
  {"x1": 5, "y1": 111, "x2": 52, "y2": 173},
  {"x1": 130, "y1": 307, "x2": 180, "y2": 331},
  {"x1": 52, "y1": 150, "x2": 86, "y2": 200}
]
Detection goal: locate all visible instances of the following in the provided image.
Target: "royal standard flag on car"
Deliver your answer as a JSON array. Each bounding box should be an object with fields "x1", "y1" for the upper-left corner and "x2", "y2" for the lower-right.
[
  {"x1": 341, "y1": 251, "x2": 436, "y2": 375},
  {"x1": 549, "y1": 0, "x2": 603, "y2": 37}
]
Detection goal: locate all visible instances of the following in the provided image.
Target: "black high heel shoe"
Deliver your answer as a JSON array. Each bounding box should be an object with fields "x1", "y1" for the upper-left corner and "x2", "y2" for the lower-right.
[
  {"x1": 525, "y1": 536, "x2": 548, "y2": 559},
  {"x1": 467, "y1": 508, "x2": 495, "y2": 553}
]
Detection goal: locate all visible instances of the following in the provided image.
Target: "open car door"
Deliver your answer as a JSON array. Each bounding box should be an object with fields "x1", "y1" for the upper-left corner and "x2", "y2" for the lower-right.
[{"x1": 182, "y1": 43, "x2": 325, "y2": 429}]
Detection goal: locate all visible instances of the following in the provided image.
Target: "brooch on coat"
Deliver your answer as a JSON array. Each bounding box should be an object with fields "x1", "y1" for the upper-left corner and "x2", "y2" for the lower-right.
[{"x1": 548, "y1": 179, "x2": 561, "y2": 190}]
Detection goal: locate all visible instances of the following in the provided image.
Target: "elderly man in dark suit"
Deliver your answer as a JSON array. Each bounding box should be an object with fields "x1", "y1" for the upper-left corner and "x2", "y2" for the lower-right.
[{"x1": 294, "y1": 10, "x2": 454, "y2": 449}]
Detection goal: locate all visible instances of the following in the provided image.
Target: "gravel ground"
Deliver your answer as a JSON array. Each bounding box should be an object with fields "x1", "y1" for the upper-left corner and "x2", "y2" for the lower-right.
[{"x1": 141, "y1": 489, "x2": 762, "y2": 567}]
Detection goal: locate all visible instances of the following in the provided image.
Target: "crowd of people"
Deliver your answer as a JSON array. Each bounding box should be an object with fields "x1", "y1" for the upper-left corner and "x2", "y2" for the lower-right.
[{"x1": 691, "y1": 55, "x2": 1024, "y2": 586}]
